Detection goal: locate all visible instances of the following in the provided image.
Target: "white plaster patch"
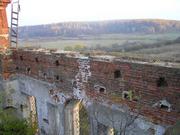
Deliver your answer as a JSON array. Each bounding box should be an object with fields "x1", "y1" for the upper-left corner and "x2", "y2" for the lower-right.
[
  {"x1": 73, "y1": 57, "x2": 92, "y2": 107},
  {"x1": 92, "y1": 55, "x2": 115, "y2": 62},
  {"x1": 73, "y1": 88, "x2": 84, "y2": 100},
  {"x1": 153, "y1": 99, "x2": 171, "y2": 112}
]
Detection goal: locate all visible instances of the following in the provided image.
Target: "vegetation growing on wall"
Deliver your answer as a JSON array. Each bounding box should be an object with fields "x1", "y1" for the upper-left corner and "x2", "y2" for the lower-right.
[
  {"x1": 79, "y1": 103, "x2": 90, "y2": 135},
  {"x1": 0, "y1": 92, "x2": 37, "y2": 135},
  {"x1": 64, "y1": 44, "x2": 86, "y2": 51}
]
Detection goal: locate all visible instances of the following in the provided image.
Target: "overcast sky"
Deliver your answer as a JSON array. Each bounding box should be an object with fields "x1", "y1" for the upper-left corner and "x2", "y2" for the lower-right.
[{"x1": 7, "y1": 0, "x2": 180, "y2": 26}]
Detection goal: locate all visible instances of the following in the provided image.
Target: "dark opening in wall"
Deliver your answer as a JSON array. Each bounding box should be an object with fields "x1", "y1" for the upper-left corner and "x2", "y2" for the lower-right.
[
  {"x1": 20, "y1": 104, "x2": 23, "y2": 112},
  {"x1": 94, "y1": 85, "x2": 106, "y2": 93},
  {"x1": 99, "y1": 87, "x2": 105, "y2": 93},
  {"x1": 27, "y1": 67, "x2": 31, "y2": 74},
  {"x1": 43, "y1": 73, "x2": 47, "y2": 79},
  {"x1": 153, "y1": 100, "x2": 171, "y2": 112},
  {"x1": 35, "y1": 57, "x2": 39, "y2": 63},
  {"x1": 160, "y1": 104, "x2": 169, "y2": 110},
  {"x1": 55, "y1": 60, "x2": 60, "y2": 66},
  {"x1": 43, "y1": 118, "x2": 49, "y2": 124},
  {"x1": 157, "y1": 77, "x2": 168, "y2": 87},
  {"x1": 55, "y1": 75, "x2": 60, "y2": 81},
  {"x1": 20, "y1": 56, "x2": 23, "y2": 61},
  {"x1": 15, "y1": 66, "x2": 19, "y2": 70},
  {"x1": 122, "y1": 91, "x2": 132, "y2": 100},
  {"x1": 114, "y1": 70, "x2": 121, "y2": 78},
  {"x1": 123, "y1": 93, "x2": 129, "y2": 99}
]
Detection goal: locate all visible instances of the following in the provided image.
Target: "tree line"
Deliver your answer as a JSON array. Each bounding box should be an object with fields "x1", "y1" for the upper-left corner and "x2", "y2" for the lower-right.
[{"x1": 19, "y1": 19, "x2": 180, "y2": 39}]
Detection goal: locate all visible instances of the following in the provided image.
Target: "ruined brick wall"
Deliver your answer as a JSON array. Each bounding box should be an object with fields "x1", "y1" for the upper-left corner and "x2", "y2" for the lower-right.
[
  {"x1": 0, "y1": 0, "x2": 11, "y2": 48},
  {"x1": 89, "y1": 59, "x2": 180, "y2": 125},
  {"x1": 12, "y1": 49, "x2": 79, "y2": 94},
  {"x1": 0, "y1": 51, "x2": 14, "y2": 79},
  {"x1": 10, "y1": 49, "x2": 180, "y2": 126}
]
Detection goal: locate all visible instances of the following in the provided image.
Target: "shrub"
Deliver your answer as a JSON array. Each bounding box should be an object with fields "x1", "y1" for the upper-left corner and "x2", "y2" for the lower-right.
[{"x1": 0, "y1": 92, "x2": 37, "y2": 135}]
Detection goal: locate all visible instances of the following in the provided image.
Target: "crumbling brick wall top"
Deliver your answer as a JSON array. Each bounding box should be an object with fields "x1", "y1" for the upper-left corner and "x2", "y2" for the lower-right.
[
  {"x1": 3, "y1": 48, "x2": 180, "y2": 126},
  {"x1": 13, "y1": 48, "x2": 180, "y2": 69}
]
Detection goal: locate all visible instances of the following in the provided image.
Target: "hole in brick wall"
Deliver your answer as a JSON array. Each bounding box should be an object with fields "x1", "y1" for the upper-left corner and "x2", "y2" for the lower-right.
[
  {"x1": 55, "y1": 60, "x2": 60, "y2": 66},
  {"x1": 55, "y1": 75, "x2": 60, "y2": 81},
  {"x1": 15, "y1": 66, "x2": 19, "y2": 70},
  {"x1": 114, "y1": 70, "x2": 121, "y2": 78},
  {"x1": 26, "y1": 67, "x2": 31, "y2": 74},
  {"x1": 122, "y1": 91, "x2": 132, "y2": 100},
  {"x1": 99, "y1": 87, "x2": 105, "y2": 93},
  {"x1": 20, "y1": 56, "x2": 23, "y2": 61},
  {"x1": 35, "y1": 57, "x2": 39, "y2": 63},
  {"x1": 123, "y1": 93, "x2": 129, "y2": 99},
  {"x1": 94, "y1": 85, "x2": 106, "y2": 93},
  {"x1": 160, "y1": 104, "x2": 169, "y2": 110},
  {"x1": 43, "y1": 73, "x2": 47, "y2": 79},
  {"x1": 157, "y1": 77, "x2": 168, "y2": 87},
  {"x1": 159, "y1": 100, "x2": 171, "y2": 111}
]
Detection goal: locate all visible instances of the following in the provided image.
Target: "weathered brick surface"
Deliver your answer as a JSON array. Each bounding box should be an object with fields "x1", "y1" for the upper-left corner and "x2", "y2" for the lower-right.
[
  {"x1": 0, "y1": 0, "x2": 11, "y2": 48},
  {"x1": 89, "y1": 60, "x2": 180, "y2": 125},
  {"x1": 0, "y1": 52, "x2": 14, "y2": 79},
  {"x1": 12, "y1": 49, "x2": 79, "y2": 93},
  {"x1": 8, "y1": 49, "x2": 180, "y2": 126}
]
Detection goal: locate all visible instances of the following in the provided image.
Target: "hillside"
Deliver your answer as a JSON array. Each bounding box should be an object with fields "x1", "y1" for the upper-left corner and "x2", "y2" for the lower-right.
[{"x1": 19, "y1": 19, "x2": 180, "y2": 39}]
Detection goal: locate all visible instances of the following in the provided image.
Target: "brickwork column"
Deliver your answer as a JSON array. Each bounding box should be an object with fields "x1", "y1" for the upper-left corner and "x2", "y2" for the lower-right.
[{"x1": 0, "y1": 0, "x2": 11, "y2": 49}]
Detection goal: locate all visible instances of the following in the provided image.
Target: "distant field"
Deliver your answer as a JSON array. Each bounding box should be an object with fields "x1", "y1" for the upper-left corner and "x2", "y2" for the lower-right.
[
  {"x1": 18, "y1": 33, "x2": 180, "y2": 49},
  {"x1": 18, "y1": 33, "x2": 180, "y2": 62}
]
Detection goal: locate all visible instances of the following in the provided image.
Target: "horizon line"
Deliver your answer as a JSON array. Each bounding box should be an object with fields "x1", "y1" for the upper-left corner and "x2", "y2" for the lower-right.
[{"x1": 18, "y1": 18, "x2": 180, "y2": 27}]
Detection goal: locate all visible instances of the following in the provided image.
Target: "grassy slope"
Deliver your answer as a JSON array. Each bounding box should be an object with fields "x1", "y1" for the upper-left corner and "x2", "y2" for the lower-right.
[
  {"x1": 18, "y1": 32, "x2": 180, "y2": 62},
  {"x1": 19, "y1": 33, "x2": 180, "y2": 48}
]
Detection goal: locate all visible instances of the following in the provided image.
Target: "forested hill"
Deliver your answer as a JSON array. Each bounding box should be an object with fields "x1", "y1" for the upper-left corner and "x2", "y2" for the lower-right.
[{"x1": 19, "y1": 19, "x2": 180, "y2": 39}]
